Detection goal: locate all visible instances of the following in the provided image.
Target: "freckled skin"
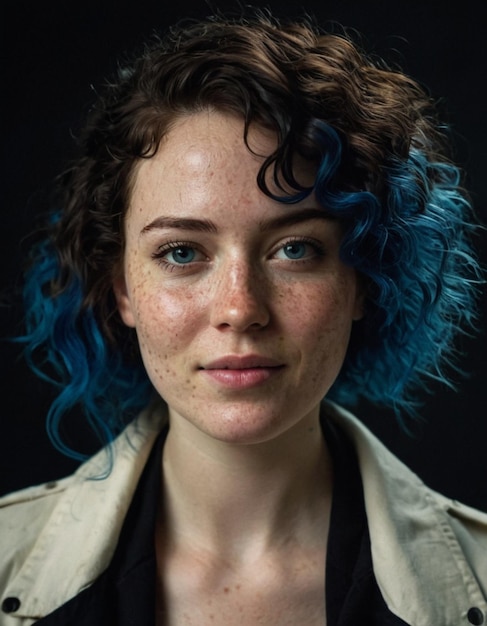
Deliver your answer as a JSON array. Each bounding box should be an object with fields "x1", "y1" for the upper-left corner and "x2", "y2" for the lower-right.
[{"x1": 114, "y1": 111, "x2": 363, "y2": 447}]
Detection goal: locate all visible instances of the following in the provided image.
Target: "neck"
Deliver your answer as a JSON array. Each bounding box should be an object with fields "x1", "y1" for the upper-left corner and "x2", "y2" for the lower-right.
[{"x1": 158, "y1": 406, "x2": 333, "y2": 563}]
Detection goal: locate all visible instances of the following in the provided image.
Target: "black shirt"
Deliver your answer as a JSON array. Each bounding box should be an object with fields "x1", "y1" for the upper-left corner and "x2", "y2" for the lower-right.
[{"x1": 35, "y1": 416, "x2": 408, "y2": 625}]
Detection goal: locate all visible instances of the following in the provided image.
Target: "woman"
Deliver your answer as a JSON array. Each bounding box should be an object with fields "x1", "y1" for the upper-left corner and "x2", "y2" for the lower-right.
[{"x1": 1, "y1": 11, "x2": 486, "y2": 626}]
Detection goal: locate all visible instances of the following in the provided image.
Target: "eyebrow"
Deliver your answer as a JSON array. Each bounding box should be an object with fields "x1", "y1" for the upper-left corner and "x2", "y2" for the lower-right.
[
  {"x1": 140, "y1": 208, "x2": 331, "y2": 236},
  {"x1": 141, "y1": 216, "x2": 217, "y2": 235}
]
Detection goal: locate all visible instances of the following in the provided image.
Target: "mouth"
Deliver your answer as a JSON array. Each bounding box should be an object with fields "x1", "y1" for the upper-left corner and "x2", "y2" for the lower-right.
[
  {"x1": 199, "y1": 355, "x2": 285, "y2": 389},
  {"x1": 201, "y1": 355, "x2": 284, "y2": 370}
]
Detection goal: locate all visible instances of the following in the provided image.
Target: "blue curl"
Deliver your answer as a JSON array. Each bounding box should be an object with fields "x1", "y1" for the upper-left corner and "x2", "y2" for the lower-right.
[
  {"x1": 308, "y1": 123, "x2": 481, "y2": 415},
  {"x1": 18, "y1": 121, "x2": 482, "y2": 458},
  {"x1": 19, "y1": 241, "x2": 153, "y2": 460}
]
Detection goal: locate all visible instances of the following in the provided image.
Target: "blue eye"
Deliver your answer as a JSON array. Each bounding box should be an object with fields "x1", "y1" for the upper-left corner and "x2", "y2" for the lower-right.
[
  {"x1": 168, "y1": 246, "x2": 196, "y2": 264},
  {"x1": 281, "y1": 242, "x2": 308, "y2": 259},
  {"x1": 153, "y1": 243, "x2": 202, "y2": 269},
  {"x1": 277, "y1": 241, "x2": 310, "y2": 261},
  {"x1": 273, "y1": 238, "x2": 325, "y2": 263}
]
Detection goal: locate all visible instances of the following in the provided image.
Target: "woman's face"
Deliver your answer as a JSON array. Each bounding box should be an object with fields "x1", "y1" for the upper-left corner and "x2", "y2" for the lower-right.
[{"x1": 114, "y1": 112, "x2": 363, "y2": 445}]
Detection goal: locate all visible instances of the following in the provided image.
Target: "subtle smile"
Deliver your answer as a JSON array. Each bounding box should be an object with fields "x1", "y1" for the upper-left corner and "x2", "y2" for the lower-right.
[{"x1": 199, "y1": 356, "x2": 285, "y2": 390}]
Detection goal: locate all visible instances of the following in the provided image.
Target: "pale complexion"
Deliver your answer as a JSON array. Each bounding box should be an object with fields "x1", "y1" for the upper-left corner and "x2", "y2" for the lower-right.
[{"x1": 114, "y1": 111, "x2": 364, "y2": 624}]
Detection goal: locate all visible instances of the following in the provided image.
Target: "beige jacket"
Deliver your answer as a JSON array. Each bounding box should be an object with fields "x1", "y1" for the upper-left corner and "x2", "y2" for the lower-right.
[{"x1": 0, "y1": 402, "x2": 486, "y2": 626}]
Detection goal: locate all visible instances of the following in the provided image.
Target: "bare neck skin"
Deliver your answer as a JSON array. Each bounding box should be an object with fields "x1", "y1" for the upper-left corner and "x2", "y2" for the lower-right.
[
  {"x1": 157, "y1": 404, "x2": 333, "y2": 565},
  {"x1": 154, "y1": 407, "x2": 333, "y2": 625}
]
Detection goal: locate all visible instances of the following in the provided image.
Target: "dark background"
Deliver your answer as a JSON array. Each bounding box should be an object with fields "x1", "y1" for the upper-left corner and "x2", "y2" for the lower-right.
[{"x1": 1, "y1": 0, "x2": 486, "y2": 506}]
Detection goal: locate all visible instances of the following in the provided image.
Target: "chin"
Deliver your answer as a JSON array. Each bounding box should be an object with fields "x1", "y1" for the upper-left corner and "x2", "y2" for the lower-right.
[{"x1": 173, "y1": 401, "x2": 316, "y2": 447}]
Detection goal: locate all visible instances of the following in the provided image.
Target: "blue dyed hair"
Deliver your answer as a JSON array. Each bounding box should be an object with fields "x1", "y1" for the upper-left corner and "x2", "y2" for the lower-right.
[{"x1": 20, "y1": 12, "x2": 482, "y2": 459}]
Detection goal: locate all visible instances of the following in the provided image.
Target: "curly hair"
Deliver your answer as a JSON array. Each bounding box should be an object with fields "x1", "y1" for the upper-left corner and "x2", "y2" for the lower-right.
[{"x1": 20, "y1": 11, "x2": 481, "y2": 459}]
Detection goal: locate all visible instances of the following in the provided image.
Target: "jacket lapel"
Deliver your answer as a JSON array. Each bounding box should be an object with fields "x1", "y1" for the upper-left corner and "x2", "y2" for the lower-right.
[
  {"x1": 2, "y1": 403, "x2": 166, "y2": 620},
  {"x1": 326, "y1": 402, "x2": 487, "y2": 626}
]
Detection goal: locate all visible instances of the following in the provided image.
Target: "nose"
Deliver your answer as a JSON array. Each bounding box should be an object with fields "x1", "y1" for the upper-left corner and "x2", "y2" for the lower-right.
[{"x1": 209, "y1": 260, "x2": 270, "y2": 332}]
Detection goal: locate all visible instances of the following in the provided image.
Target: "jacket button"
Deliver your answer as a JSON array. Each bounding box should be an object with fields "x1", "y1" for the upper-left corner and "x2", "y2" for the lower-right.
[
  {"x1": 468, "y1": 607, "x2": 485, "y2": 625},
  {"x1": 1, "y1": 597, "x2": 21, "y2": 613}
]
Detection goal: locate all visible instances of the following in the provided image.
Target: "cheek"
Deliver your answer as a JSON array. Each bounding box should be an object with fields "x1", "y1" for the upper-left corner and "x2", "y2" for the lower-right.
[
  {"x1": 134, "y1": 292, "x2": 187, "y2": 350},
  {"x1": 285, "y1": 278, "x2": 354, "y2": 335},
  {"x1": 129, "y1": 288, "x2": 196, "y2": 395},
  {"x1": 128, "y1": 272, "x2": 205, "y2": 366},
  {"x1": 285, "y1": 278, "x2": 357, "y2": 367}
]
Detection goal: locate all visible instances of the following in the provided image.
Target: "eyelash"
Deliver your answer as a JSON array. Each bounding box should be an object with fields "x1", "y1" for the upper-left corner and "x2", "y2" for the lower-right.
[
  {"x1": 273, "y1": 236, "x2": 326, "y2": 262},
  {"x1": 152, "y1": 241, "x2": 205, "y2": 271},
  {"x1": 151, "y1": 237, "x2": 326, "y2": 272}
]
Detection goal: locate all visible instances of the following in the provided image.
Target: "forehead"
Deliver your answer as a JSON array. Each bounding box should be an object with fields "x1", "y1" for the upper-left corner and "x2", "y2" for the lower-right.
[
  {"x1": 128, "y1": 111, "x2": 315, "y2": 214},
  {"x1": 132, "y1": 113, "x2": 267, "y2": 184}
]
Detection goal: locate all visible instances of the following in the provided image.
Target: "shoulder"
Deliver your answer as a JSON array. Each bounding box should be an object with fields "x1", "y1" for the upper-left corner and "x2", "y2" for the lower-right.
[
  {"x1": 323, "y1": 400, "x2": 487, "y2": 551},
  {"x1": 431, "y1": 491, "x2": 487, "y2": 594},
  {"x1": 0, "y1": 474, "x2": 81, "y2": 621},
  {"x1": 323, "y1": 401, "x2": 487, "y2": 624},
  {"x1": 0, "y1": 402, "x2": 167, "y2": 620},
  {"x1": 0, "y1": 475, "x2": 74, "y2": 510}
]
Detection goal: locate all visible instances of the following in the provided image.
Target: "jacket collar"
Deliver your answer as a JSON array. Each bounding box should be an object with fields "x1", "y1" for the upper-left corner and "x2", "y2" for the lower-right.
[
  {"x1": 4, "y1": 402, "x2": 167, "y2": 620},
  {"x1": 325, "y1": 401, "x2": 487, "y2": 625},
  {"x1": 5, "y1": 401, "x2": 487, "y2": 624}
]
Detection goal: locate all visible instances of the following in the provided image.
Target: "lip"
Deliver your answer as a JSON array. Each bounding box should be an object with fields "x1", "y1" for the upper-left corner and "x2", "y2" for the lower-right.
[
  {"x1": 199, "y1": 355, "x2": 285, "y2": 390},
  {"x1": 202, "y1": 355, "x2": 284, "y2": 370}
]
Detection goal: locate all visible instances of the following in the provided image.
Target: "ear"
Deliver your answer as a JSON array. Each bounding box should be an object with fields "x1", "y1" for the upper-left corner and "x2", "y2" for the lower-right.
[{"x1": 113, "y1": 273, "x2": 137, "y2": 328}]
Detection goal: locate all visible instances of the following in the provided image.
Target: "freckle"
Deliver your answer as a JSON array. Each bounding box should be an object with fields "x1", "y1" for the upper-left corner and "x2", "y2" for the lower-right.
[
  {"x1": 224, "y1": 587, "x2": 230, "y2": 593},
  {"x1": 235, "y1": 584, "x2": 241, "y2": 590}
]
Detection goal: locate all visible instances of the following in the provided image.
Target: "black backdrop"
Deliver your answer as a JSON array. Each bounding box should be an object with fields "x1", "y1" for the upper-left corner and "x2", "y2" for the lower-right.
[{"x1": 1, "y1": 0, "x2": 486, "y2": 507}]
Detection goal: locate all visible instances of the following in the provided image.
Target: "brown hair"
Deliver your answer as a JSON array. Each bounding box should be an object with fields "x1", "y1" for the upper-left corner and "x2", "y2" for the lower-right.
[
  {"x1": 23, "y1": 10, "x2": 479, "y2": 449},
  {"x1": 49, "y1": 12, "x2": 440, "y2": 346}
]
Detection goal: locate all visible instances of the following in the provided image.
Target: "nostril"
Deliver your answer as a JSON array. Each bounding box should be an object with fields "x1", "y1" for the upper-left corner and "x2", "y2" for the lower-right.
[{"x1": 210, "y1": 287, "x2": 270, "y2": 331}]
